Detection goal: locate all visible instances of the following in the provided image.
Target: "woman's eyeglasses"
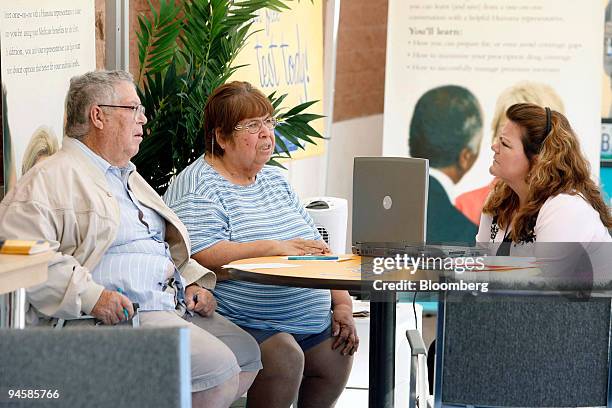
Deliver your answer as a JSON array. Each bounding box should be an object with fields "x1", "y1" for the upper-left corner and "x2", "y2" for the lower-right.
[{"x1": 234, "y1": 117, "x2": 278, "y2": 134}]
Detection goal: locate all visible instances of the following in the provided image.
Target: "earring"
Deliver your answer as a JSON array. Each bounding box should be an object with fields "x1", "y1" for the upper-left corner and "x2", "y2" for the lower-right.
[{"x1": 211, "y1": 134, "x2": 215, "y2": 165}]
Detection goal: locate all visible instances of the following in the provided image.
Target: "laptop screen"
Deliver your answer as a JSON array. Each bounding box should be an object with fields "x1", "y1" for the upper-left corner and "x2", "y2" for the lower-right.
[{"x1": 352, "y1": 157, "x2": 429, "y2": 245}]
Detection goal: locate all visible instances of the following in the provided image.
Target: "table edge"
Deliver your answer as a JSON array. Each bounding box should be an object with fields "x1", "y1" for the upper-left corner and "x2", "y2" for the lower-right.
[{"x1": 226, "y1": 268, "x2": 363, "y2": 290}]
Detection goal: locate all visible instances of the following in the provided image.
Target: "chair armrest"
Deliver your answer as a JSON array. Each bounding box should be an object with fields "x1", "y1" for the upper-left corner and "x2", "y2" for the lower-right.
[
  {"x1": 406, "y1": 329, "x2": 427, "y2": 356},
  {"x1": 406, "y1": 329, "x2": 431, "y2": 408}
]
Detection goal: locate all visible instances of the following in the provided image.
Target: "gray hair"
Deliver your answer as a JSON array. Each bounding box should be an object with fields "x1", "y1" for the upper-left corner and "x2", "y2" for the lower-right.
[
  {"x1": 64, "y1": 70, "x2": 134, "y2": 139},
  {"x1": 466, "y1": 125, "x2": 483, "y2": 154}
]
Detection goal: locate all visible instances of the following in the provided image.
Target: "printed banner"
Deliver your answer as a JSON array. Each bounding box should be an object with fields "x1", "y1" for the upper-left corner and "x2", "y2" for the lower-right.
[
  {"x1": 383, "y1": 0, "x2": 603, "y2": 197},
  {"x1": 1, "y1": 0, "x2": 96, "y2": 188}
]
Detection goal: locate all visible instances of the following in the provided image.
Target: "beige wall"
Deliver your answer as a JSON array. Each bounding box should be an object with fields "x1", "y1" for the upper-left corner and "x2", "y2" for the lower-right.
[{"x1": 333, "y1": 0, "x2": 387, "y2": 122}]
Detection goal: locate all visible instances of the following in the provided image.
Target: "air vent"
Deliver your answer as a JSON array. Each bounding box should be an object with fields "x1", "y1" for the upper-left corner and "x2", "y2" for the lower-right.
[
  {"x1": 316, "y1": 225, "x2": 330, "y2": 244},
  {"x1": 303, "y1": 197, "x2": 347, "y2": 253}
]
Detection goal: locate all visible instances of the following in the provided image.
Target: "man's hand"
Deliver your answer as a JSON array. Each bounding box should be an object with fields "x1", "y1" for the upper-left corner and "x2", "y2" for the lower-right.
[
  {"x1": 185, "y1": 284, "x2": 216, "y2": 317},
  {"x1": 331, "y1": 304, "x2": 359, "y2": 356},
  {"x1": 91, "y1": 289, "x2": 134, "y2": 325},
  {"x1": 274, "y1": 238, "x2": 331, "y2": 256}
]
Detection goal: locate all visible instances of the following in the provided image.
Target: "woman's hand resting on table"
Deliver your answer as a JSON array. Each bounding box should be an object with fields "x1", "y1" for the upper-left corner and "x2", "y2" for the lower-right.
[
  {"x1": 331, "y1": 304, "x2": 359, "y2": 356},
  {"x1": 274, "y1": 238, "x2": 330, "y2": 256}
]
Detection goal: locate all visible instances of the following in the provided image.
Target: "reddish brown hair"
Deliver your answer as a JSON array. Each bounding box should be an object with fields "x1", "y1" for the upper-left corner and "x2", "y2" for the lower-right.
[{"x1": 204, "y1": 81, "x2": 273, "y2": 157}]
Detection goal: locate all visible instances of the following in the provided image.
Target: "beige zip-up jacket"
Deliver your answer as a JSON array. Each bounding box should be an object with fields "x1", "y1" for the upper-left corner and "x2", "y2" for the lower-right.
[{"x1": 0, "y1": 137, "x2": 215, "y2": 319}]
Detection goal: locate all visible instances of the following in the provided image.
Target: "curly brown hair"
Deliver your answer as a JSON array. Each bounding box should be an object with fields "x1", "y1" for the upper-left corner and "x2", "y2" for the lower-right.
[{"x1": 483, "y1": 103, "x2": 612, "y2": 242}]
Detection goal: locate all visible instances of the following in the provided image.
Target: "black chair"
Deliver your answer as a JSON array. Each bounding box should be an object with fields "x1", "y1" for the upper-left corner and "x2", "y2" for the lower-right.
[
  {"x1": 407, "y1": 291, "x2": 612, "y2": 408},
  {"x1": 0, "y1": 327, "x2": 190, "y2": 407}
]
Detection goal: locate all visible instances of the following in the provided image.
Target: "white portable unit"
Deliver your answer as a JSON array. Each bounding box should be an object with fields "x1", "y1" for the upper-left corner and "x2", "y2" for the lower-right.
[{"x1": 303, "y1": 197, "x2": 348, "y2": 254}]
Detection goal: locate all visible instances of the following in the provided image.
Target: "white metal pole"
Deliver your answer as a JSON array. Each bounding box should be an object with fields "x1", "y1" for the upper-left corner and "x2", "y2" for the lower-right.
[
  {"x1": 323, "y1": 0, "x2": 341, "y2": 196},
  {"x1": 105, "y1": 0, "x2": 129, "y2": 71}
]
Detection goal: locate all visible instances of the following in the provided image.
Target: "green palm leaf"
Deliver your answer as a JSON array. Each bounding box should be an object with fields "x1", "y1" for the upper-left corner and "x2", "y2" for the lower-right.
[{"x1": 136, "y1": 0, "x2": 182, "y2": 85}]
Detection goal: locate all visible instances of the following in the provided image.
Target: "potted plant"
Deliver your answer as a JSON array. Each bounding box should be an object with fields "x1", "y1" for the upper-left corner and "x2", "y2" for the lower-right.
[{"x1": 134, "y1": 0, "x2": 324, "y2": 194}]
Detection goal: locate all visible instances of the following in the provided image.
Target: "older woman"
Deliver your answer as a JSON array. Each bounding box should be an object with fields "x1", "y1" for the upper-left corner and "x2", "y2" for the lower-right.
[
  {"x1": 164, "y1": 81, "x2": 356, "y2": 408},
  {"x1": 477, "y1": 103, "x2": 612, "y2": 287}
]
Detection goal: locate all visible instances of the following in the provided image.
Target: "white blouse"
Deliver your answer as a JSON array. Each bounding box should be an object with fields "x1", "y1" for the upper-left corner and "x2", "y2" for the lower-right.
[
  {"x1": 477, "y1": 193, "x2": 612, "y2": 244},
  {"x1": 476, "y1": 193, "x2": 612, "y2": 288}
]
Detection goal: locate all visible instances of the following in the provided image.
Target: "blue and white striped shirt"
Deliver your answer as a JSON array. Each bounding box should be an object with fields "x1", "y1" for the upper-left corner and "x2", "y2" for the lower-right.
[
  {"x1": 164, "y1": 157, "x2": 332, "y2": 333},
  {"x1": 74, "y1": 140, "x2": 178, "y2": 311}
]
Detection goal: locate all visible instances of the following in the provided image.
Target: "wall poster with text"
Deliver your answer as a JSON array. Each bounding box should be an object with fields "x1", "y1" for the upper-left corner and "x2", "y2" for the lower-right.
[{"x1": 1, "y1": 0, "x2": 96, "y2": 192}]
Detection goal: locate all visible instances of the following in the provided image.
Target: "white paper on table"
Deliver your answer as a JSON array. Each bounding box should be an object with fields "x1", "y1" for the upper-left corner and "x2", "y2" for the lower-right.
[{"x1": 222, "y1": 263, "x2": 300, "y2": 270}]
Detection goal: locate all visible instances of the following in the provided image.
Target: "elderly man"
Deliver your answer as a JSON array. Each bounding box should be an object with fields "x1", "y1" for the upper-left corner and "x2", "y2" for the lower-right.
[{"x1": 0, "y1": 70, "x2": 261, "y2": 408}]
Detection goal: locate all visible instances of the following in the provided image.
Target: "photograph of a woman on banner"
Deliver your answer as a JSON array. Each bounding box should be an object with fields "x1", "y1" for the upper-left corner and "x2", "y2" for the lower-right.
[{"x1": 21, "y1": 126, "x2": 59, "y2": 175}]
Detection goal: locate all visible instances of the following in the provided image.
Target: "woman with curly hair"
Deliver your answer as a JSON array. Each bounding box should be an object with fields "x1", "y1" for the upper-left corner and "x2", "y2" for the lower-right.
[
  {"x1": 476, "y1": 103, "x2": 612, "y2": 292},
  {"x1": 455, "y1": 81, "x2": 565, "y2": 225},
  {"x1": 478, "y1": 103, "x2": 612, "y2": 245}
]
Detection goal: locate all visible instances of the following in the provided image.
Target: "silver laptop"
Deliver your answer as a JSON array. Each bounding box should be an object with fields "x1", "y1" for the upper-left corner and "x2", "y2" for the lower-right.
[
  {"x1": 351, "y1": 157, "x2": 482, "y2": 258},
  {"x1": 352, "y1": 156, "x2": 428, "y2": 247}
]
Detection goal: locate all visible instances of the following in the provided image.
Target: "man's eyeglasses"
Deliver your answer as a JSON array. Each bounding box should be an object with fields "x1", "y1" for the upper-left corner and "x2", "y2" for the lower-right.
[
  {"x1": 98, "y1": 104, "x2": 146, "y2": 121},
  {"x1": 234, "y1": 117, "x2": 278, "y2": 134}
]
